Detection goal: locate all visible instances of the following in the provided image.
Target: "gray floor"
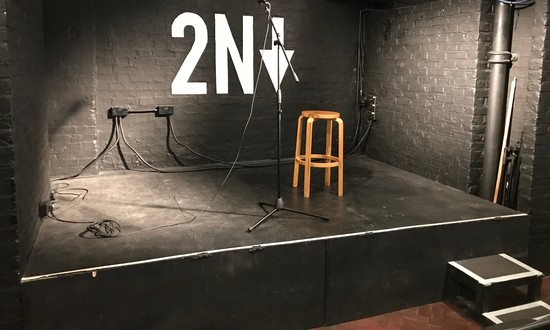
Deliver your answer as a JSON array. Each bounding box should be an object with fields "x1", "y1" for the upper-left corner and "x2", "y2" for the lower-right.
[{"x1": 25, "y1": 155, "x2": 523, "y2": 277}]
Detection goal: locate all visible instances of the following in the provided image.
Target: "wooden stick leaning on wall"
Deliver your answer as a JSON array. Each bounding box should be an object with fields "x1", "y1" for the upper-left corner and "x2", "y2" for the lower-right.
[{"x1": 493, "y1": 77, "x2": 517, "y2": 203}]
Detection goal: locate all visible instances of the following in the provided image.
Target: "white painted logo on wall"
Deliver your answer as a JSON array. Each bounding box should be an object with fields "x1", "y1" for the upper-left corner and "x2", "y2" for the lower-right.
[
  {"x1": 171, "y1": 13, "x2": 294, "y2": 95},
  {"x1": 259, "y1": 17, "x2": 294, "y2": 92}
]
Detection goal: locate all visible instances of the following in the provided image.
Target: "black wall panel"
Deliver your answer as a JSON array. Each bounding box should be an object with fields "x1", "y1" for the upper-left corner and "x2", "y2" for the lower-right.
[
  {"x1": 324, "y1": 216, "x2": 530, "y2": 325},
  {"x1": 23, "y1": 242, "x2": 326, "y2": 330}
]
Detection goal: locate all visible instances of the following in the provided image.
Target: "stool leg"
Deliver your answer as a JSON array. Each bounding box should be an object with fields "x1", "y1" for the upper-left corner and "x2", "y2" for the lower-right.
[
  {"x1": 325, "y1": 119, "x2": 333, "y2": 187},
  {"x1": 304, "y1": 117, "x2": 314, "y2": 198},
  {"x1": 293, "y1": 115, "x2": 304, "y2": 188},
  {"x1": 337, "y1": 118, "x2": 344, "y2": 196}
]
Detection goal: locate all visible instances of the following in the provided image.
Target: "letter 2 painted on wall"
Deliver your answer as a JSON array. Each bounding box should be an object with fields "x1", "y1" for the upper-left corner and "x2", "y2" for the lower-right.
[{"x1": 171, "y1": 13, "x2": 294, "y2": 95}]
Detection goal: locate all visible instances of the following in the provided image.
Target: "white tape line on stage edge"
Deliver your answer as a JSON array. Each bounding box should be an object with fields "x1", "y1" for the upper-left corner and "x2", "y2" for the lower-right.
[{"x1": 21, "y1": 213, "x2": 527, "y2": 283}]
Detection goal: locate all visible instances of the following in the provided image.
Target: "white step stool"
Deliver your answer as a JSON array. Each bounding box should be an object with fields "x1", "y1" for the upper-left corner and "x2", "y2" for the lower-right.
[
  {"x1": 483, "y1": 300, "x2": 550, "y2": 326},
  {"x1": 446, "y1": 253, "x2": 544, "y2": 314}
]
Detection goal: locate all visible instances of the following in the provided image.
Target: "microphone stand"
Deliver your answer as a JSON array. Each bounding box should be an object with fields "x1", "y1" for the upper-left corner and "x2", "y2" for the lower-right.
[{"x1": 247, "y1": 1, "x2": 328, "y2": 232}]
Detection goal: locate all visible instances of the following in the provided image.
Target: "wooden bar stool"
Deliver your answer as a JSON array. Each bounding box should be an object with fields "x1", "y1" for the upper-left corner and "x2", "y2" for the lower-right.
[{"x1": 293, "y1": 110, "x2": 344, "y2": 198}]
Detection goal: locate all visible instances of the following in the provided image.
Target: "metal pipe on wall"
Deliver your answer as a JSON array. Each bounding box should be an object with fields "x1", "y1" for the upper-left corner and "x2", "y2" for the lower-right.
[{"x1": 480, "y1": 1, "x2": 514, "y2": 200}]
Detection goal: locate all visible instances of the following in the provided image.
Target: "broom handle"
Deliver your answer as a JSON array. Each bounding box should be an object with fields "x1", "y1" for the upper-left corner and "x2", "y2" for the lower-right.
[{"x1": 493, "y1": 77, "x2": 517, "y2": 203}]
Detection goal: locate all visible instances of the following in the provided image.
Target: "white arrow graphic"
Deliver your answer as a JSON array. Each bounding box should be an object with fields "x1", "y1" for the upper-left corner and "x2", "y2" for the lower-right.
[{"x1": 260, "y1": 17, "x2": 295, "y2": 92}]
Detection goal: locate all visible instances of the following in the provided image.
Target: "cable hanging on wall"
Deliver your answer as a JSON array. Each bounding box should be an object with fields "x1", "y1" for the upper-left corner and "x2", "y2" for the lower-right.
[
  {"x1": 54, "y1": 108, "x2": 282, "y2": 183},
  {"x1": 167, "y1": 116, "x2": 279, "y2": 168},
  {"x1": 346, "y1": 7, "x2": 376, "y2": 156}
]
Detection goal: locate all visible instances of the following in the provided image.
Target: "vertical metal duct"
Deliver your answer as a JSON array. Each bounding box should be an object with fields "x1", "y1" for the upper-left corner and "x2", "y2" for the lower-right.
[{"x1": 480, "y1": 1, "x2": 514, "y2": 200}]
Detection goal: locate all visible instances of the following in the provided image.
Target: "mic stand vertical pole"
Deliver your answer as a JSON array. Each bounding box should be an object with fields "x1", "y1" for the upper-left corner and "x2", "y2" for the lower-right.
[{"x1": 247, "y1": 2, "x2": 328, "y2": 232}]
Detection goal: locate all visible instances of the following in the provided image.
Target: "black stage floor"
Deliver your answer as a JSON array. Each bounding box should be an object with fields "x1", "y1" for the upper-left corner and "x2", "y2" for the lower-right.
[
  {"x1": 25, "y1": 155, "x2": 524, "y2": 278},
  {"x1": 21, "y1": 155, "x2": 530, "y2": 329}
]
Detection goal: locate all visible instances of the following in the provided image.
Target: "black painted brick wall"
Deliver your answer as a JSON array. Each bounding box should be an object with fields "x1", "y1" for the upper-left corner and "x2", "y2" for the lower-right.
[
  {"x1": 46, "y1": 0, "x2": 360, "y2": 177},
  {"x1": 0, "y1": 1, "x2": 20, "y2": 327},
  {"x1": 362, "y1": 0, "x2": 488, "y2": 192},
  {"x1": 1, "y1": 0, "x2": 49, "y2": 328},
  {"x1": 469, "y1": 1, "x2": 492, "y2": 196},
  {"x1": 521, "y1": 0, "x2": 550, "y2": 273},
  {"x1": 45, "y1": 0, "x2": 97, "y2": 178},
  {"x1": 7, "y1": 0, "x2": 49, "y2": 269},
  {"x1": 509, "y1": 6, "x2": 536, "y2": 146}
]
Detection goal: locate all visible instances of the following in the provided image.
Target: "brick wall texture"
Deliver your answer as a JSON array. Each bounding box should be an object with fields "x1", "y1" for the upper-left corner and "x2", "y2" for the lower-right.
[
  {"x1": 520, "y1": 0, "x2": 550, "y2": 272},
  {"x1": 45, "y1": 0, "x2": 360, "y2": 177},
  {"x1": 45, "y1": 0, "x2": 97, "y2": 178},
  {"x1": 0, "y1": 1, "x2": 19, "y2": 327},
  {"x1": 361, "y1": 0, "x2": 490, "y2": 192},
  {"x1": 1, "y1": 0, "x2": 49, "y2": 328},
  {"x1": 509, "y1": 6, "x2": 535, "y2": 145},
  {"x1": 360, "y1": 0, "x2": 550, "y2": 272},
  {"x1": 0, "y1": 0, "x2": 545, "y2": 324}
]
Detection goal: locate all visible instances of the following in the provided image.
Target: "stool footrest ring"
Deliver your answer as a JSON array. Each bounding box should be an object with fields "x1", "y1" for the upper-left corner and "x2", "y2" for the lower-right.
[{"x1": 295, "y1": 155, "x2": 340, "y2": 168}]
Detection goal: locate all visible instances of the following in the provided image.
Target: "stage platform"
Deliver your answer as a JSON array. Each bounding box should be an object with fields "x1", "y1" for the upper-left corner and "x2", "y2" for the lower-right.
[{"x1": 21, "y1": 155, "x2": 530, "y2": 329}]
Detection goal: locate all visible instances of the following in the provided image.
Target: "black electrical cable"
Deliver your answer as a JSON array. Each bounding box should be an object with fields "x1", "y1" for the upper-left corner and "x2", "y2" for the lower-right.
[
  {"x1": 347, "y1": 119, "x2": 374, "y2": 155},
  {"x1": 54, "y1": 117, "x2": 121, "y2": 181},
  {"x1": 47, "y1": 182, "x2": 195, "y2": 238},
  {"x1": 345, "y1": 7, "x2": 378, "y2": 156},
  {"x1": 57, "y1": 22, "x2": 273, "y2": 239},
  {"x1": 117, "y1": 118, "x2": 225, "y2": 173},
  {"x1": 360, "y1": 120, "x2": 374, "y2": 154},
  {"x1": 128, "y1": 109, "x2": 156, "y2": 114},
  {"x1": 117, "y1": 119, "x2": 172, "y2": 173},
  {"x1": 48, "y1": 17, "x2": 274, "y2": 238},
  {"x1": 195, "y1": 18, "x2": 271, "y2": 216},
  {"x1": 167, "y1": 116, "x2": 235, "y2": 165},
  {"x1": 79, "y1": 220, "x2": 121, "y2": 238},
  {"x1": 346, "y1": 9, "x2": 366, "y2": 155},
  {"x1": 49, "y1": 209, "x2": 95, "y2": 224},
  {"x1": 117, "y1": 108, "x2": 281, "y2": 173},
  {"x1": 48, "y1": 183, "x2": 92, "y2": 223},
  {"x1": 167, "y1": 117, "x2": 271, "y2": 168},
  {"x1": 52, "y1": 182, "x2": 85, "y2": 201},
  {"x1": 124, "y1": 16, "x2": 271, "y2": 232},
  {"x1": 118, "y1": 117, "x2": 270, "y2": 173}
]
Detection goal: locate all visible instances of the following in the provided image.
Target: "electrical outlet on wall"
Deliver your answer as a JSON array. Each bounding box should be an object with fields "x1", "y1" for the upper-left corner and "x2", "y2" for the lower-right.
[
  {"x1": 38, "y1": 200, "x2": 53, "y2": 218},
  {"x1": 156, "y1": 105, "x2": 174, "y2": 117},
  {"x1": 361, "y1": 95, "x2": 377, "y2": 121},
  {"x1": 108, "y1": 107, "x2": 128, "y2": 118}
]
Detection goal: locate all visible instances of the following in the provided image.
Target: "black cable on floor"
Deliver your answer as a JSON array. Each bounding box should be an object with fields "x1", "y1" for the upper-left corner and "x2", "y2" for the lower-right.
[
  {"x1": 48, "y1": 183, "x2": 91, "y2": 223},
  {"x1": 79, "y1": 220, "x2": 121, "y2": 238}
]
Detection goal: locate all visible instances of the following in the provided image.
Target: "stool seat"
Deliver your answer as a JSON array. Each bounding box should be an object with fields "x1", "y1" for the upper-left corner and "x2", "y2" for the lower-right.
[
  {"x1": 300, "y1": 110, "x2": 340, "y2": 120},
  {"x1": 293, "y1": 110, "x2": 344, "y2": 198}
]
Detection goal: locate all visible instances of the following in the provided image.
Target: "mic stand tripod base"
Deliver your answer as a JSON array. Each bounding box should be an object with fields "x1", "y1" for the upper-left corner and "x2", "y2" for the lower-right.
[{"x1": 247, "y1": 197, "x2": 329, "y2": 232}]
